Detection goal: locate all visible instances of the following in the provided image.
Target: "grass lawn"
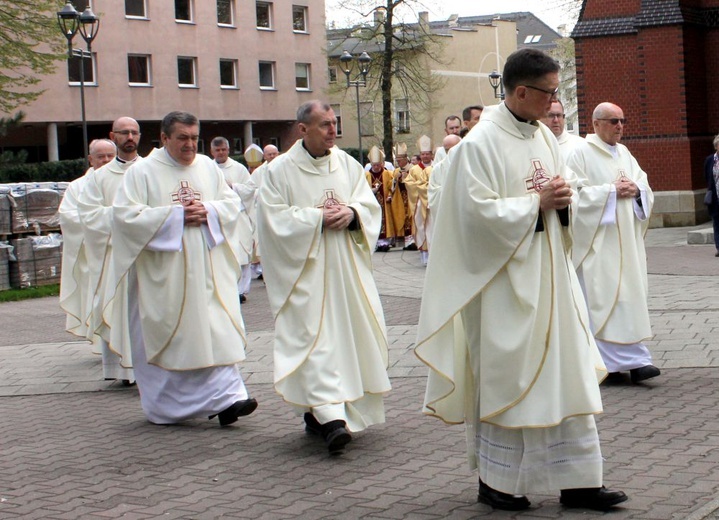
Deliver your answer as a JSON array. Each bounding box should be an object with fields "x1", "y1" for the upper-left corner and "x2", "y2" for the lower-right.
[{"x1": 0, "y1": 284, "x2": 60, "y2": 303}]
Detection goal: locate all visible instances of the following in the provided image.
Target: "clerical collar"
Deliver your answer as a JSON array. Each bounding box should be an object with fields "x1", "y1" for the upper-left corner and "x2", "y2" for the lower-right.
[
  {"x1": 506, "y1": 105, "x2": 532, "y2": 124},
  {"x1": 116, "y1": 155, "x2": 139, "y2": 165},
  {"x1": 302, "y1": 140, "x2": 330, "y2": 159}
]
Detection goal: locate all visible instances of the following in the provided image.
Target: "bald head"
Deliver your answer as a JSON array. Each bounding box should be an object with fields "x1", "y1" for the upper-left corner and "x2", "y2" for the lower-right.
[
  {"x1": 263, "y1": 144, "x2": 279, "y2": 163},
  {"x1": 442, "y1": 134, "x2": 461, "y2": 153},
  {"x1": 592, "y1": 102, "x2": 625, "y2": 146},
  {"x1": 110, "y1": 116, "x2": 141, "y2": 160}
]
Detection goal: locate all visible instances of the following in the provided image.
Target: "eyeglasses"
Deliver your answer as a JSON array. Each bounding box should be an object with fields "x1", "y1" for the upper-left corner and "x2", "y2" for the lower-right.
[
  {"x1": 112, "y1": 130, "x2": 141, "y2": 136},
  {"x1": 596, "y1": 118, "x2": 626, "y2": 125},
  {"x1": 524, "y1": 85, "x2": 559, "y2": 99},
  {"x1": 546, "y1": 113, "x2": 565, "y2": 119}
]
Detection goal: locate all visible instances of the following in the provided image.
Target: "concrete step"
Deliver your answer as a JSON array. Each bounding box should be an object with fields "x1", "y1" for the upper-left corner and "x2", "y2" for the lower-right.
[{"x1": 687, "y1": 227, "x2": 714, "y2": 245}]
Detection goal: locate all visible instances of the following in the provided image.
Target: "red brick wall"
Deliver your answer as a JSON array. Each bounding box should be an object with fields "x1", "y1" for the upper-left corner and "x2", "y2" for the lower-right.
[{"x1": 574, "y1": 0, "x2": 719, "y2": 192}]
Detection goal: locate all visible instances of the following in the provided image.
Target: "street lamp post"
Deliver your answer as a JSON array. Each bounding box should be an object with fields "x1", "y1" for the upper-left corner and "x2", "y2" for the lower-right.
[
  {"x1": 339, "y1": 50, "x2": 372, "y2": 166},
  {"x1": 57, "y1": 2, "x2": 100, "y2": 162},
  {"x1": 488, "y1": 70, "x2": 505, "y2": 101}
]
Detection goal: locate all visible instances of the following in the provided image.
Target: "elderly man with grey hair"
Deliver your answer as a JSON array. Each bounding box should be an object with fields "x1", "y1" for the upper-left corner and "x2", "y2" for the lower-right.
[
  {"x1": 567, "y1": 102, "x2": 660, "y2": 385},
  {"x1": 106, "y1": 111, "x2": 257, "y2": 426},
  {"x1": 257, "y1": 100, "x2": 391, "y2": 453}
]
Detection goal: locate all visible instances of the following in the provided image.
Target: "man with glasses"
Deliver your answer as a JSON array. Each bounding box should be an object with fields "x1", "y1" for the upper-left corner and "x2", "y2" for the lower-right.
[
  {"x1": 567, "y1": 102, "x2": 660, "y2": 385},
  {"x1": 77, "y1": 117, "x2": 144, "y2": 385},
  {"x1": 415, "y1": 49, "x2": 627, "y2": 512},
  {"x1": 540, "y1": 99, "x2": 583, "y2": 159},
  {"x1": 107, "y1": 111, "x2": 257, "y2": 426}
]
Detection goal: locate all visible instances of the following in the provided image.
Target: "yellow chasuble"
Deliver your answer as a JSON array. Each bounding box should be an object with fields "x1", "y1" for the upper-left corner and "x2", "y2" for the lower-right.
[
  {"x1": 415, "y1": 104, "x2": 606, "y2": 467},
  {"x1": 108, "y1": 148, "x2": 252, "y2": 370},
  {"x1": 257, "y1": 140, "x2": 391, "y2": 431},
  {"x1": 567, "y1": 134, "x2": 654, "y2": 344},
  {"x1": 405, "y1": 163, "x2": 432, "y2": 249}
]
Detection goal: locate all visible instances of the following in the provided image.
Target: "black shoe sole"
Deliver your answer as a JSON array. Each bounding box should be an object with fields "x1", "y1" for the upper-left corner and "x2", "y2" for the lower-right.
[
  {"x1": 561, "y1": 494, "x2": 628, "y2": 511},
  {"x1": 326, "y1": 429, "x2": 352, "y2": 453},
  {"x1": 477, "y1": 490, "x2": 530, "y2": 511}
]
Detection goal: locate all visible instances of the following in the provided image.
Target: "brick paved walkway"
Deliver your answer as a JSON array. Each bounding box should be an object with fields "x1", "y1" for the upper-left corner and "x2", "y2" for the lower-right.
[{"x1": 1, "y1": 225, "x2": 718, "y2": 519}]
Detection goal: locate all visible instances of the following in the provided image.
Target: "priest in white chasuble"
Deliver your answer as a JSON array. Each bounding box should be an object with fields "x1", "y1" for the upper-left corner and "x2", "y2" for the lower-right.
[
  {"x1": 414, "y1": 49, "x2": 627, "y2": 512},
  {"x1": 59, "y1": 138, "x2": 116, "y2": 345},
  {"x1": 257, "y1": 100, "x2": 391, "y2": 454},
  {"x1": 567, "y1": 102, "x2": 659, "y2": 384},
  {"x1": 79, "y1": 117, "x2": 143, "y2": 385},
  {"x1": 108, "y1": 111, "x2": 257, "y2": 427}
]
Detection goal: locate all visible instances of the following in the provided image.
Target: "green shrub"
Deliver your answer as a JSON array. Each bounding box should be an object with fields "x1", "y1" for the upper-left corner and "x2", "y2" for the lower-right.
[{"x1": 0, "y1": 159, "x2": 86, "y2": 184}]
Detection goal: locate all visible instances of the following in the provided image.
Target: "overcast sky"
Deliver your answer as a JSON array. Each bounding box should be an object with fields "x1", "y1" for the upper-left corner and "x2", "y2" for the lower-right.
[{"x1": 325, "y1": 1, "x2": 579, "y2": 32}]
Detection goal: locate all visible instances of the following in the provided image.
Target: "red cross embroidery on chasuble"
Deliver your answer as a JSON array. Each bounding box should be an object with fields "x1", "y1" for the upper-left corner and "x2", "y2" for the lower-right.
[{"x1": 171, "y1": 180, "x2": 203, "y2": 206}]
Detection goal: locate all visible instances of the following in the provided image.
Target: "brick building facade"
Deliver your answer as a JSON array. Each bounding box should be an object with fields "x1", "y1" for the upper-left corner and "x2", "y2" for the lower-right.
[{"x1": 572, "y1": 0, "x2": 719, "y2": 226}]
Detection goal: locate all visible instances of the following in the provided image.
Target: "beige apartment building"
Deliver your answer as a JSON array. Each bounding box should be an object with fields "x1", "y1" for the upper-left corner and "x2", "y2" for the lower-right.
[
  {"x1": 1, "y1": 0, "x2": 327, "y2": 161},
  {"x1": 327, "y1": 14, "x2": 517, "y2": 158},
  {"x1": 327, "y1": 12, "x2": 562, "y2": 158}
]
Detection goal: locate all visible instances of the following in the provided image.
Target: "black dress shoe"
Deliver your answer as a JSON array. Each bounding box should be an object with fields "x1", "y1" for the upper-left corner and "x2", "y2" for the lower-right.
[
  {"x1": 630, "y1": 365, "x2": 661, "y2": 383},
  {"x1": 239, "y1": 294, "x2": 247, "y2": 304},
  {"x1": 560, "y1": 486, "x2": 628, "y2": 510},
  {"x1": 478, "y1": 480, "x2": 530, "y2": 511},
  {"x1": 375, "y1": 244, "x2": 391, "y2": 252},
  {"x1": 304, "y1": 412, "x2": 323, "y2": 435},
  {"x1": 209, "y1": 398, "x2": 258, "y2": 426},
  {"x1": 323, "y1": 420, "x2": 352, "y2": 453},
  {"x1": 403, "y1": 243, "x2": 418, "y2": 251}
]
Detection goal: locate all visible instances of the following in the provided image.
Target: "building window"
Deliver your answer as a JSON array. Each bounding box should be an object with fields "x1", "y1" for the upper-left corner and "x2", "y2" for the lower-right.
[
  {"x1": 295, "y1": 63, "x2": 310, "y2": 90},
  {"x1": 220, "y1": 59, "x2": 238, "y2": 88},
  {"x1": 328, "y1": 66, "x2": 337, "y2": 84},
  {"x1": 269, "y1": 136, "x2": 280, "y2": 148},
  {"x1": 256, "y1": 2, "x2": 272, "y2": 29},
  {"x1": 175, "y1": 0, "x2": 193, "y2": 22},
  {"x1": 360, "y1": 102, "x2": 374, "y2": 136},
  {"x1": 292, "y1": 5, "x2": 308, "y2": 32},
  {"x1": 259, "y1": 61, "x2": 275, "y2": 89},
  {"x1": 125, "y1": 0, "x2": 146, "y2": 17},
  {"x1": 233, "y1": 138, "x2": 243, "y2": 153},
  {"x1": 523, "y1": 34, "x2": 542, "y2": 44},
  {"x1": 217, "y1": 0, "x2": 234, "y2": 25},
  {"x1": 177, "y1": 56, "x2": 197, "y2": 87},
  {"x1": 68, "y1": 51, "x2": 95, "y2": 85},
  {"x1": 128, "y1": 55, "x2": 151, "y2": 85},
  {"x1": 330, "y1": 104, "x2": 343, "y2": 137},
  {"x1": 395, "y1": 98, "x2": 410, "y2": 133},
  {"x1": 73, "y1": 0, "x2": 91, "y2": 11}
]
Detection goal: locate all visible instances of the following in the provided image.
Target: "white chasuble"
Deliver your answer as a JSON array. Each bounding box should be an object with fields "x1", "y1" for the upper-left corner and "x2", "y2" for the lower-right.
[
  {"x1": 109, "y1": 148, "x2": 252, "y2": 370},
  {"x1": 567, "y1": 134, "x2": 653, "y2": 345},
  {"x1": 415, "y1": 104, "x2": 606, "y2": 467},
  {"x1": 257, "y1": 140, "x2": 391, "y2": 432},
  {"x1": 59, "y1": 169, "x2": 94, "y2": 339},
  {"x1": 78, "y1": 158, "x2": 139, "y2": 343}
]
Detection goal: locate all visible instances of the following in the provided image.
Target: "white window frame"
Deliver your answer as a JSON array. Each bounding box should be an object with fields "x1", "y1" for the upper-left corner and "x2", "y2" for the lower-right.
[
  {"x1": 256, "y1": 1, "x2": 273, "y2": 30},
  {"x1": 125, "y1": 0, "x2": 147, "y2": 19},
  {"x1": 175, "y1": 0, "x2": 194, "y2": 23},
  {"x1": 68, "y1": 50, "x2": 96, "y2": 86},
  {"x1": 395, "y1": 98, "x2": 410, "y2": 134},
  {"x1": 217, "y1": 0, "x2": 235, "y2": 26},
  {"x1": 127, "y1": 54, "x2": 152, "y2": 86},
  {"x1": 292, "y1": 5, "x2": 308, "y2": 33},
  {"x1": 219, "y1": 59, "x2": 238, "y2": 89},
  {"x1": 177, "y1": 56, "x2": 198, "y2": 87},
  {"x1": 258, "y1": 61, "x2": 276, "y2": 90},
  {"x1": 295, "y1": 63, "x2": 311, "y2": 91},
  {"x1": 330, "y1": 104, "x2": 343, "y2": 137}
]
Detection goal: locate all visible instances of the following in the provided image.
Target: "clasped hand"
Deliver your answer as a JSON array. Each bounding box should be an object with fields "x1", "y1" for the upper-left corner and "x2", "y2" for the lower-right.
[
  {"x1": 539, "y1": 175, "x2": 573, "y2": 211},
  {"x1": 323, "y1": 205, "x2": 354, "y2": 230},
  {"x1": 183, "y1": 200, "x2": 208, "y2": 227},
  {"x1": 614, "y1": 177, "x2": 639, "y2": 199}
]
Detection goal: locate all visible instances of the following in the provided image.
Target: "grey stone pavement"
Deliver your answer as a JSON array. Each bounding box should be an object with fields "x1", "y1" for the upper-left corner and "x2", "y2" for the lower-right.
[{"x1": 1, "y1": 224, "x2": 719, "y2": 519}]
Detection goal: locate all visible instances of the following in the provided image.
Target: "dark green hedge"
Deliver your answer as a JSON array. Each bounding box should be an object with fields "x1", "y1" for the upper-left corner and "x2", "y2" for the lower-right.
[{"x1": 0, "y1": 159, "x2": 86, "y2": 184}]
